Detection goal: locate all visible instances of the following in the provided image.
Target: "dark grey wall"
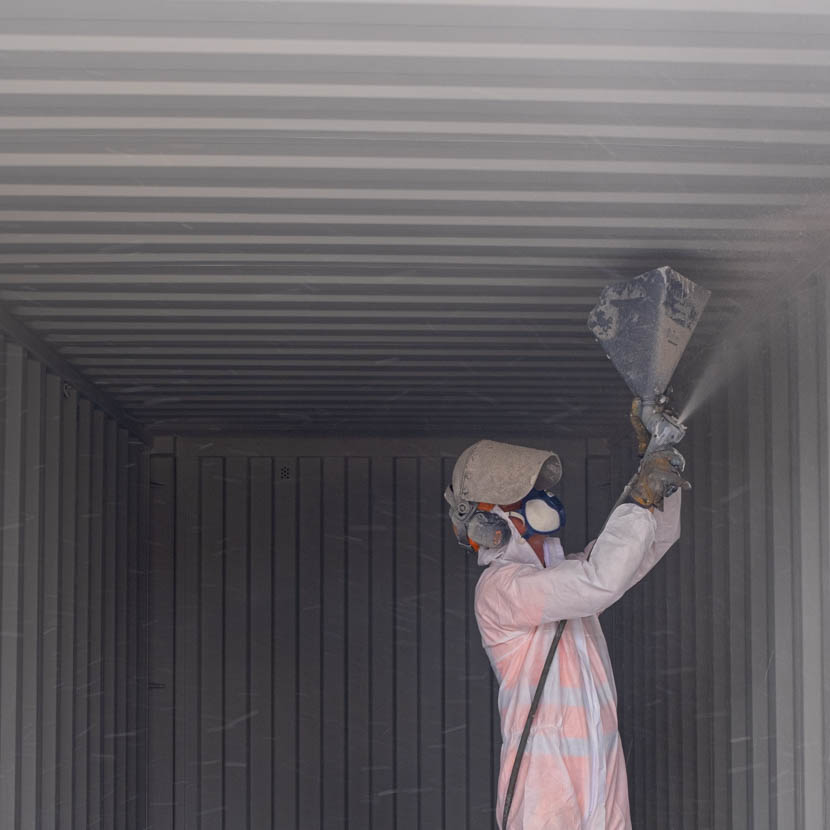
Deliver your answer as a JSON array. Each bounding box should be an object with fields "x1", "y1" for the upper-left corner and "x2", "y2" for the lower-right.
[
  {"x1": 146, "y1": 435, "x2": 615, "y2": 829},
  {"x1": 608, "y1": 273, "x2": 830, "y2": 830},
  {"x1": 0, "y1": 335, "x2": 150, "y2": 830}
]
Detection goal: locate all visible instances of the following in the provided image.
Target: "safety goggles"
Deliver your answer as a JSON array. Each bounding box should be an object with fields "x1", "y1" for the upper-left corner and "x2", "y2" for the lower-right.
[{"x1": 508, "y1": 489, "x2": 566, "y2": 538}]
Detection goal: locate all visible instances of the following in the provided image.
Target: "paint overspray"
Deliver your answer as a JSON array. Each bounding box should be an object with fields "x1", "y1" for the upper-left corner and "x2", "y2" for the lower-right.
[
  {"x1": 677, "y1": 201, "x2": 830, "y2": 422},
  {"x1": 675, "y1": 195, "x2": 830, "y2": 423}
]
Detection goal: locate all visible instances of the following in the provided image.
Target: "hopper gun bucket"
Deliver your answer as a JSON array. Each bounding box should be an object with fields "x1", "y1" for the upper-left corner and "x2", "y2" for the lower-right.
[{"x1": 588, "y1": 266, "x2": 711, "y2": 453}]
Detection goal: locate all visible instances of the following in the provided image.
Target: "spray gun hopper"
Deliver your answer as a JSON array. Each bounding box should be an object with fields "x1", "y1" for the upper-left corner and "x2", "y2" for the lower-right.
[{"x1": 587, "y1": 266, "x2": 711, "y2": 402}]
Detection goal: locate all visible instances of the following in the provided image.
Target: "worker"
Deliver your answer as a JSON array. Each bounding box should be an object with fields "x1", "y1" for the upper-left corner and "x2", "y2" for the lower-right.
[{"x1": 444, "y1": 435, "x2": 686, "y2": 829}]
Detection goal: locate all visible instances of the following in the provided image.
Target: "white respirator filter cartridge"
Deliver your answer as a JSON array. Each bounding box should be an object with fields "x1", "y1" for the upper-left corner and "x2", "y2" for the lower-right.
[
  {"x1": 523, "y1": 497, "x2": 562, "y2": 533},
  {"x1": 509, "y1": 489, "x2": 567, "y2": 538}
]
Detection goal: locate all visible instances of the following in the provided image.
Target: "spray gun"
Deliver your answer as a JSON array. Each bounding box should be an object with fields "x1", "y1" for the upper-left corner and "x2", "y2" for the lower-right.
[
  {"x1": 636, "y1": 395, "x2": 686, "y2": 455},
  {"x1": 629, "y1": 394, "x2": 689, "y2": 506},
  {"x1": 587, "y1": 265, "x2": 710, "y2": 455},
  {"x1": 587, "y1": 265, "x2": 709, "y2": 503},
  {"x1": 586, "y1": 264, "x2": 713, "y2": 510}
]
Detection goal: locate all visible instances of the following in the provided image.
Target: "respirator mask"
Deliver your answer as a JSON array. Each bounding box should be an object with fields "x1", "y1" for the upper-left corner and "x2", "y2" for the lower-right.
[
  {"x1": 444, "y1": 486, "x2": 566, "y2": 552},
  {"x1": 444, "y1": 489, "x2": 510, "y2": 552}
]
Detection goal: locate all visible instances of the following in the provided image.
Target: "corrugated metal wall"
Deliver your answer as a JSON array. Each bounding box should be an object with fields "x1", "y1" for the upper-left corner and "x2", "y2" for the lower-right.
[
  {"x1": 147, "y1": 435, "x2": 615, "y2": 829},
  {"x1": 608, "y1": 273, "x2": 830, "y2": 829},
  {"x1": 0, "y1": 334, "x2": 150, "y2": 830}
]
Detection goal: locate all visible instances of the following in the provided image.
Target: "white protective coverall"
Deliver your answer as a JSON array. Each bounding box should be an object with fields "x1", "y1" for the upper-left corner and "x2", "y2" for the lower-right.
[{"x1": 474, "y1": 492, "x2": 681, "y2": 829}]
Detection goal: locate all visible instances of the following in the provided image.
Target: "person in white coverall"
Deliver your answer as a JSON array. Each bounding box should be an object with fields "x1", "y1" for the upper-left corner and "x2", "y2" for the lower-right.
[{"x1": 445, "y1": 438, "x2": 685, "y2": 829}]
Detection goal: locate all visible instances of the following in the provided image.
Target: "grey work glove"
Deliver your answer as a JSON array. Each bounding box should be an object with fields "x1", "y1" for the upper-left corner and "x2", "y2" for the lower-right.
[{"x1": 629, "y1": 448, "x2": 691, "y2": 510}]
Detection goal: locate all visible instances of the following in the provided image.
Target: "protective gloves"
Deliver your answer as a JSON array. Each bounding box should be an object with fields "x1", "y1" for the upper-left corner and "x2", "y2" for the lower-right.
[{"x1": 629, "y1": 448, "x2": 691, "y2": 510}]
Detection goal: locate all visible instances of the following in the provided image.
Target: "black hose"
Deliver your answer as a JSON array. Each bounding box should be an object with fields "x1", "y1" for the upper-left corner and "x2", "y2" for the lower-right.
[{"x1": 500, "y1": 475, "x2": 636, "y2": 829}]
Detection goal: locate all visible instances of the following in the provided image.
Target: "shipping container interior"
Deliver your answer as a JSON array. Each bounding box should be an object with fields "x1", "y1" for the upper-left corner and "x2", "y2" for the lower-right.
[{"x1": 1, "y1": 1, "x2": 830, "y2": 829}]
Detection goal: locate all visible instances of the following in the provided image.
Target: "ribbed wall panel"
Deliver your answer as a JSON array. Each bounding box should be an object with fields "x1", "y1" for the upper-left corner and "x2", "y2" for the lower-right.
[
  {"x1": 147, "y1": 436, "x2": 614, "y2": 829},
  {"x1": 0, "y1": 333, "x2": 150, "y2": 830},
  {"x1": 609, "y1": 273, "x2": 830, "y2": 829}
]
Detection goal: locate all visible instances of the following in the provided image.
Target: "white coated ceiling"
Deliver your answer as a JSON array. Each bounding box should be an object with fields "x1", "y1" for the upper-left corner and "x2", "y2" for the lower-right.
[{"x1": 2, "y1": 0, "x2": 830, "y2": 435}]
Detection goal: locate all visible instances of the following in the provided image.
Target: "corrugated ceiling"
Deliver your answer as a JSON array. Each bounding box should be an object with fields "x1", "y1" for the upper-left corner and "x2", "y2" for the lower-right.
[{"x1": 2, "y1": 0, "x2": 830, "y2": 435}]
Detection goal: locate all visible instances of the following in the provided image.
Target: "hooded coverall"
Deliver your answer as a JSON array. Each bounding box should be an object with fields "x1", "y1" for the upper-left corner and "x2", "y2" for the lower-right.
[{"x1": 474, "y1": 492, "x2": 681, "y2": 829}]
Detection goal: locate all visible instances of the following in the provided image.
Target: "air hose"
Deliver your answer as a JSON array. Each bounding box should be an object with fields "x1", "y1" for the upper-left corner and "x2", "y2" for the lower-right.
[{"x1": 500, "y1": 475, "x2": 637, "y2": 830}]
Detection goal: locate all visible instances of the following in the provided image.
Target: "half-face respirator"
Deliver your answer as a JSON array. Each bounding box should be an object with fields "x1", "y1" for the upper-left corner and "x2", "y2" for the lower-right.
[
  {"x1": 445, "y1": 487, "x2": 566, "y2": 552},
  {"x1": 445, "y1": 495, "x2": 509, "y2": 552}
]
